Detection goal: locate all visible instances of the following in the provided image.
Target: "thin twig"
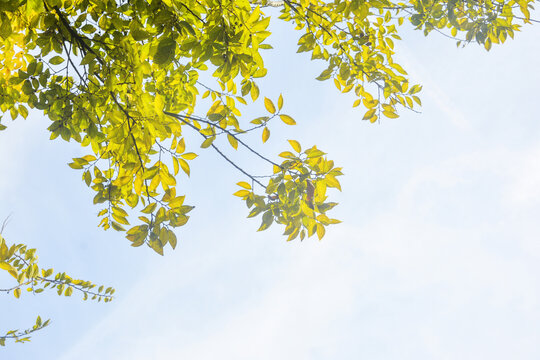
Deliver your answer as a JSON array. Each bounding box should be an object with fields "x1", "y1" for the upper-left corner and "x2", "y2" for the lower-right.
[{"x1": 163, "y1": 111, "x2": 267, "y2": 187}]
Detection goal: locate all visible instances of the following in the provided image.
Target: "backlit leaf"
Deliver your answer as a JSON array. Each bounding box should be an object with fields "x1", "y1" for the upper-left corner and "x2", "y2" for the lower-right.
[
  {"x1": 264, "y1": 97, "x2": 276, "y2": 114},
  {"x1": 279, "y1": 114, "x2": 296, "y2": 125}
]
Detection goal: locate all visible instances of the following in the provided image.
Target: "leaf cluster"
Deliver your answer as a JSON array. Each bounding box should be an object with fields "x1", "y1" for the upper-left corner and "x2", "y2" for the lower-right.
[{"x1": 235, "y1": 141, "x2": 342, "y2": 240}]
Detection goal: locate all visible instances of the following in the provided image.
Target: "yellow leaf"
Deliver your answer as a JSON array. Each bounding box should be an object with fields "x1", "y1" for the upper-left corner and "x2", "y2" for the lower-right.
[
  {"x1": 237, "y1": 181, "x2": 251, "y2": 190},
  {"x1": 178, "y1": 158, "x2": 190, "y2": 176},
  {"x1": 325, "y1": 175, "x2": 342, "y2": 191},
  {"x1": 233, "y1": 189, "x2": 250, "y2": 197},
  {"x1": 0, "y1": 261, "x2": 17, "y2": 279},
  {"x1": 279, "y1": 114, "x2": 296, "y2": 125},
  {"x1": 288, "y1": 140, "x2": 301, "y2": 153},
  {"x1": 14, "y1": 288, "x2": 21, "y2": 299},
  {"x1": 112, "y1": 213, "x2": 129, "y2": 225},
  {"x1": 251, "y1": 83, "x2": 259, "y2": 101},
  {"x1": 172, "y1": 157, "x2": 179, "y2": 175},
  {"x1": 363, "y1": 109, "x2": 376, "y2": 120},
  {"x1": 134, "y1": 175, "x2": 143, "y2": 195},
  {"x1": 382, "y1": 110, "x2": 399, "y2": 119},
  {"x1": 169, "y1": 196, "x2": 185, "y2": 208},
  {"x1": 301, "y1": 201, "x2": 315, "y2": 218},
  {"x1": 160, "y1": 171, "x2": 176, "y2": 187},
  {"x1": 277, "y1": 94, "x2": 283, "y2": 110},
  {"x1": 278, "y1": 151, "x2": 295, "y2": 158},
  {"x1": 154, "y1": 93, "x2": 164, "y2": 112},
  {"x1": 181, "y1": 152, "x2": 198, "y2": 160},
  {"x1": 227, "y1": 134, "x2": 238, "y2": 150},
  {"x1": 176, "y1": 138, "x2": 185, "y2": 153},
  {"x1": 315, "y1": 181, "x2": 327, "y2": 202},
  {"x1": 262, "y1": 127, "x2": 270, "y2": 143},
  {"x1": 141, "y1": 202, "x2": 157, "y2": 214},
  {"x1": 316, "y1": 223, "x2": 325, "y2": 240},
  {"x1": 0, "y1": 261, "x2": 15, "y2": 272},
  {"x1": 264, "y1": 97, "x2": 276, "y2": 114}
]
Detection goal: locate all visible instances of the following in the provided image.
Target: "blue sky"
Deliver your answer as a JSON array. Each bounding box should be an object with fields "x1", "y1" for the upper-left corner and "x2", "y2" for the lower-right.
[{"x1": 2, "y1": 12, "x2": 540, "y2": 359}]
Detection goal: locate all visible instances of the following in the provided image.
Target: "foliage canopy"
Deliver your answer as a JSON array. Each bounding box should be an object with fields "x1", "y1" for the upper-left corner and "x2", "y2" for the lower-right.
[
  {"x1": 0, "y1": 0, "x2": 536, "y2": 342},
  {"x1": 0, "y1": 0, "x2": 536, "y2": 252}
]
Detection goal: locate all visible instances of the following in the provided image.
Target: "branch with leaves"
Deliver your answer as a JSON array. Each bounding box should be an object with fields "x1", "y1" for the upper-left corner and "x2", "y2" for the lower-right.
[
  {"x1": 0, "y1": 233, "x2": 114, "y2": 346},
  {"x1": 0, "y1": 316, "x2": 50, "y2": 347}
]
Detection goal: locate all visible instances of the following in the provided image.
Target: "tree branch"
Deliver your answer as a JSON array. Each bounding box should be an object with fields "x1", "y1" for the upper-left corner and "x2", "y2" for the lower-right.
[{"x1": 163, "y1": 111, "x2": 267, "y2": 187}]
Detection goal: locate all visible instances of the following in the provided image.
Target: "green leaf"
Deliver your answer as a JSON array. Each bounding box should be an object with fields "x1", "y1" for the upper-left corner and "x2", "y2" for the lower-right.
[
  {"x1": 149, "y1": 239, "x2": 164, "y2": 255},
  {"x1": 168, "y1": 230, "x2": 177, "y2": 249},
  {"x1": 18, "y1": 105, "x2": 29, "y2": 119},
  {"x1": 153, "y1": 37, "x2": 177, "y2": 66},
  {"x1": 200, "y1": 137, "x2": 214, "y2": 149},
  {"x1": 0, "y1": 14, "x2": 12, "y2": 39},
  {"x1": 257, "y1": 211, "x2": 273, "y2": 231},
  {"x1": 50, "y1": 56, "x2": 65, "y2": 65},
  {"x1": 26, "y1": 0, "x2": 45, "y2": 18},
  {"x1": 111, "y1": 222, "x2": 126, "y2": 231}
]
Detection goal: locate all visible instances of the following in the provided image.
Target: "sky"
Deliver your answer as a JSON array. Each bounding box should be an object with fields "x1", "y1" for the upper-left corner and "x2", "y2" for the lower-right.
[{"x1": 1, "y1": 10, "x2": 540, "y2": 360}]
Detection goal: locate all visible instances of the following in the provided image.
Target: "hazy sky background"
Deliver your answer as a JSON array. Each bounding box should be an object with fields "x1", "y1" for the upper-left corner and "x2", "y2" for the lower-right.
[{"x1": 1, "y1": 9, "x2": 540, "y2": 359}]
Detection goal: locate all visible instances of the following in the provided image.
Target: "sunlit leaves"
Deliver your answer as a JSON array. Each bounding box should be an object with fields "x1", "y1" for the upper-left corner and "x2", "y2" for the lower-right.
[
  {"x1": 0, "y1": 0, "x2": 533, "y2": 257},
  {"x1": 236, "y1": 143, "x2": 342, "y2": 241}
]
